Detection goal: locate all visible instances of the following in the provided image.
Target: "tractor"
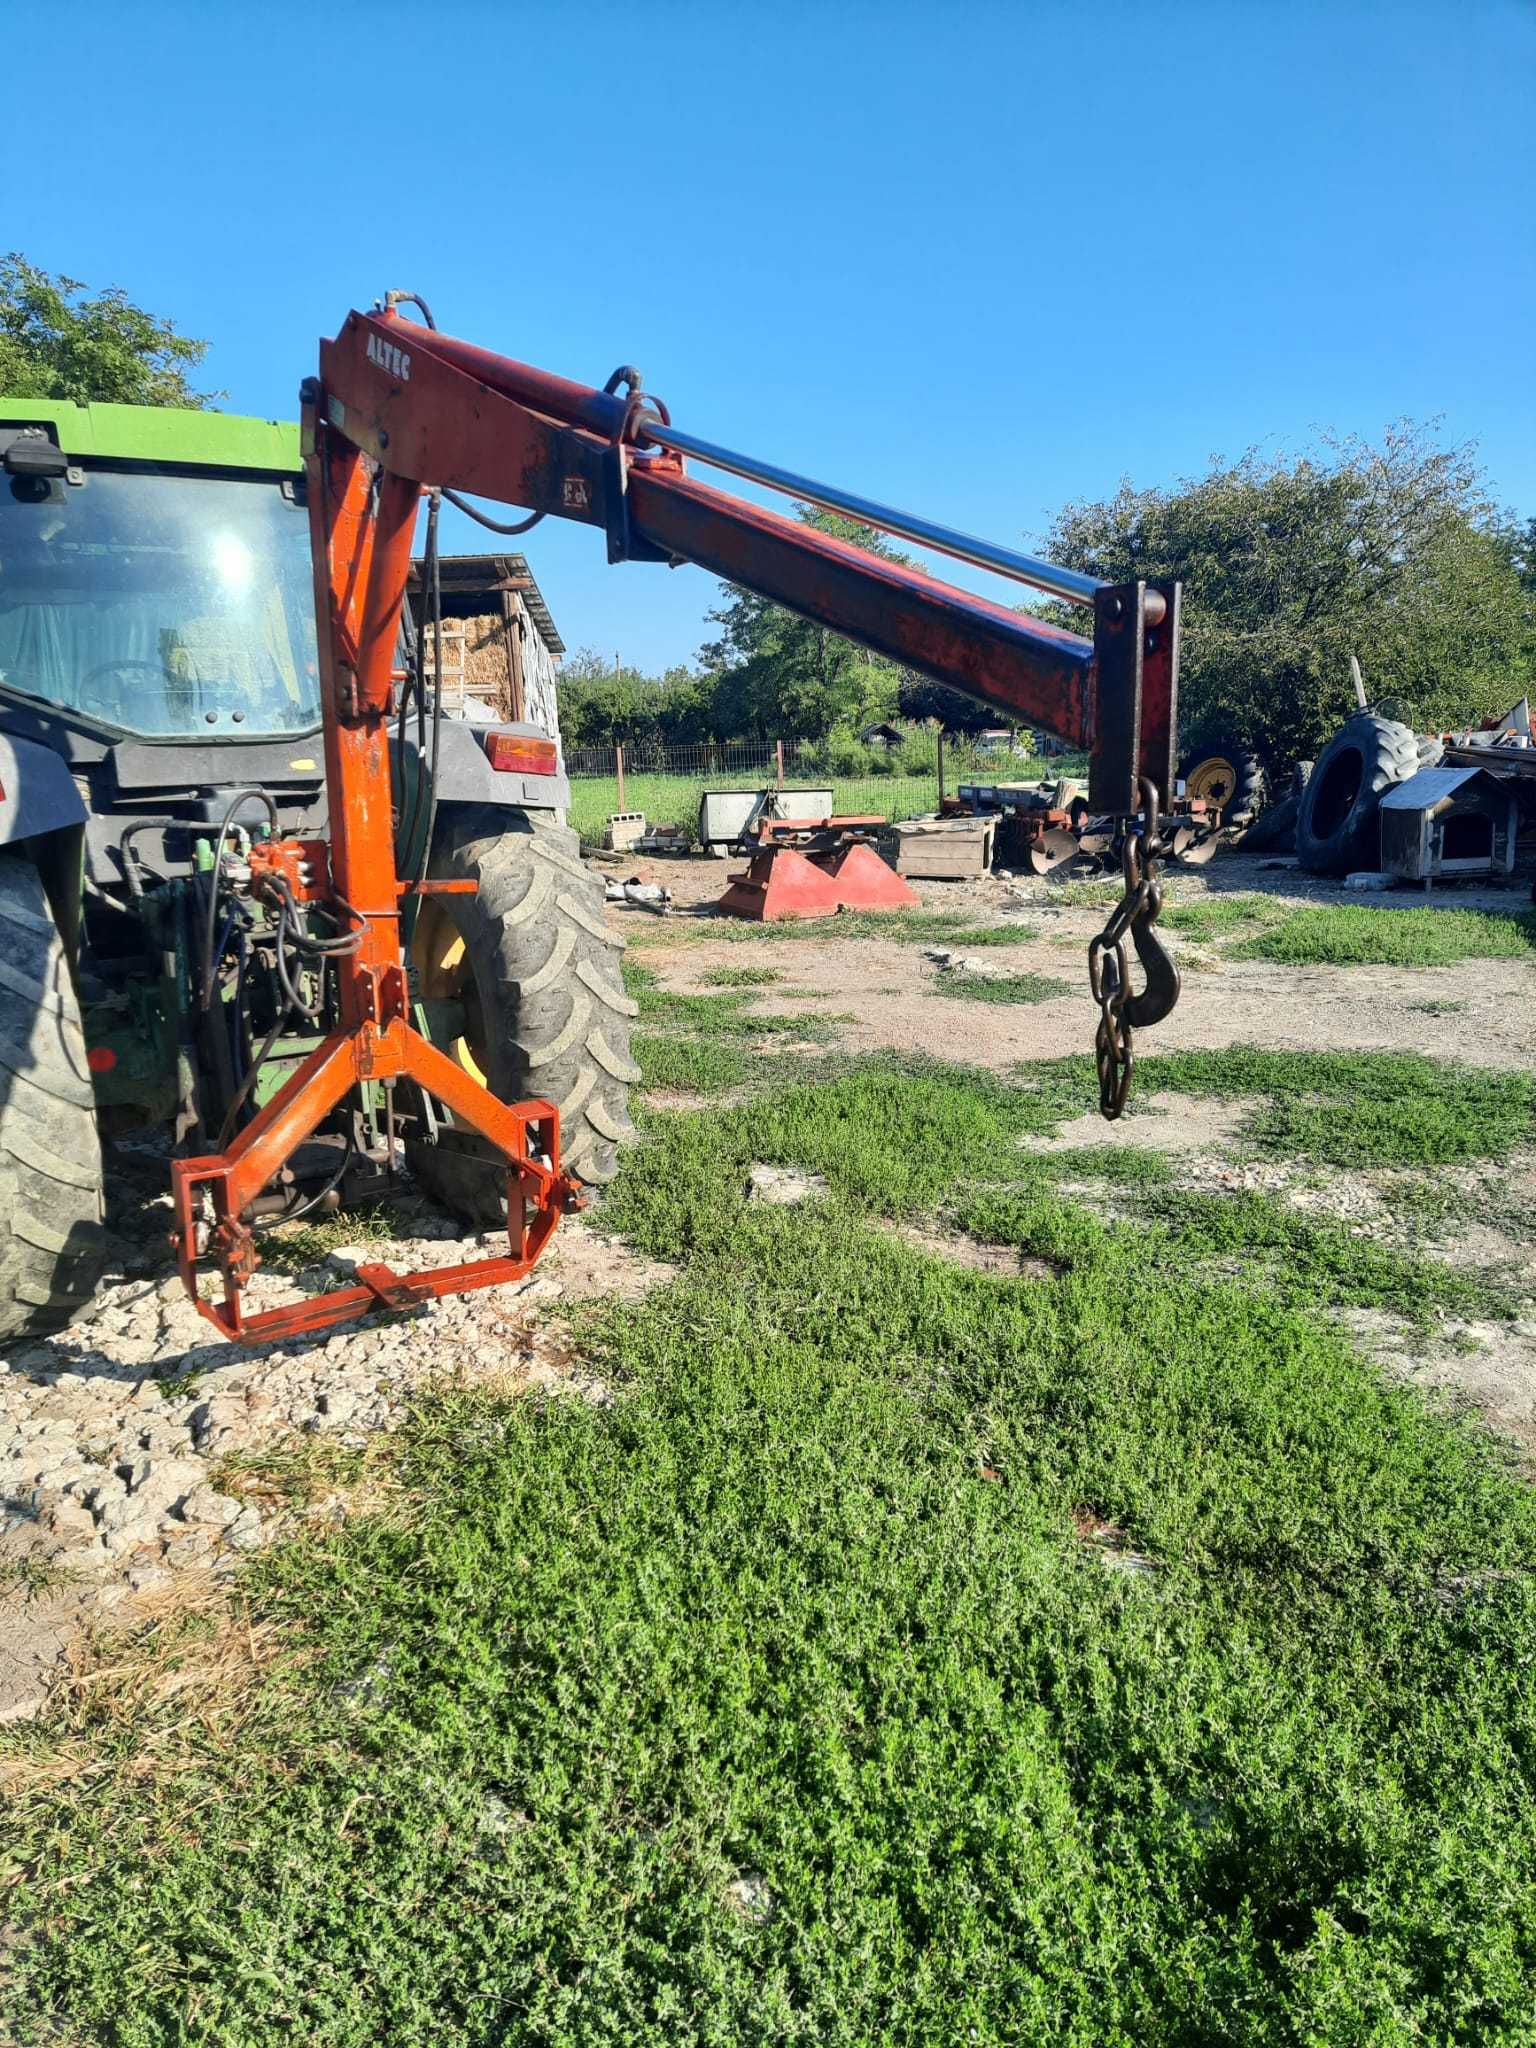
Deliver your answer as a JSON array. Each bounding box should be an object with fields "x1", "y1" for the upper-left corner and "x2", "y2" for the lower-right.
[
  {"x1": 1, "y1": 301, "x2": 1190, "y2": 1343},
  {"x1": 0, "y1": 397, "x2": 634, "y2": 1342}
]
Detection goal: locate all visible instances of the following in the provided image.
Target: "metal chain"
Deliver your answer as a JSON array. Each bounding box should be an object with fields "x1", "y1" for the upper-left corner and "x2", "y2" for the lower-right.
[{"x1": 1087, "y1": 780, "x2": 1167, "y2": 1120}]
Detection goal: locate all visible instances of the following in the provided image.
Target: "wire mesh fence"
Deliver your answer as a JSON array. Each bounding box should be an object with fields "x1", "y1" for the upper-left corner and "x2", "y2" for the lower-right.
[{"x1": 565, "y1": 735, "x2": 1087, "y2": 848}]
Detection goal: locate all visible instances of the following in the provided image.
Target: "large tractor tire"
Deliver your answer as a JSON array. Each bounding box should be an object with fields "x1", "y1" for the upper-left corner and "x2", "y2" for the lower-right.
[
  {"x1": 0, "y1": 854, "x2": 106, "y2": 1341},
  {"x1": 1295, "y1": 713, "x2": 1420, "y2": 874},
  {"x1": 408, "y1": 811, "x2": 638, "y2": 1226},
  {"x1": 1178, "y1": 738, "x2": 1267, "y2": 824}
]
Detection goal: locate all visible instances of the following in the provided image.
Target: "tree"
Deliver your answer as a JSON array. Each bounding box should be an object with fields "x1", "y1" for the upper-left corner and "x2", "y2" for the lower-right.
[
  {"x1": 0, "y1": 254, "x2": 217, "y2": 408},
  {"x1": 1044, "y1": 424, "x2": 1536, "y2": 764},
  {"x1": 699, "y1": 508, "x2": 908, "y2": 740}
]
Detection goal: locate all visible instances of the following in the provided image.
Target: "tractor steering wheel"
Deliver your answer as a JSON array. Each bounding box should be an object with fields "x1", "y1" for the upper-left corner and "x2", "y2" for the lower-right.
[{"x1": 77, "y1": 658, "x2": 168, "y2": 721}]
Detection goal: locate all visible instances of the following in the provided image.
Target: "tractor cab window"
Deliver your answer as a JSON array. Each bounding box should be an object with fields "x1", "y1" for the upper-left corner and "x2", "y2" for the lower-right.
[{"x1": 0, "y1": 467, "x2": 321, "y2": 735}]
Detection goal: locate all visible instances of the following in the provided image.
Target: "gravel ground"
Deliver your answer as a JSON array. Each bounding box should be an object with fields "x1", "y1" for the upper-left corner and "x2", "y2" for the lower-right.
[{"x1": 0, "y1": 1145, "x2": 667, "y2": 1721}]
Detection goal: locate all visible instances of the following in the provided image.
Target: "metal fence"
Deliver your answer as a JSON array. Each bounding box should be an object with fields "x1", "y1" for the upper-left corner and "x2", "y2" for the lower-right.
[{"x1": 564, "y1": 735, "x2": 1084, "y2": 847}]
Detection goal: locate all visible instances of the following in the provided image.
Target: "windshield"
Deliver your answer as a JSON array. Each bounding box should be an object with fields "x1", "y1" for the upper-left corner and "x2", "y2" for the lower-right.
[{"x1": 0, "y1": 466, "x2": 321, "y2": 735}]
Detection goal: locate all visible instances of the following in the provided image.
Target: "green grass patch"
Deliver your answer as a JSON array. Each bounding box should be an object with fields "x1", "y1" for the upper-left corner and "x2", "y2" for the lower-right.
[
  {"x1": 960, "y1": 1179, "x2": 1511, "y2": 1328},
  {"x1": 1140, "y1": 1045, "x2": 1536, "y2": 1167},
  {"x1": 930, "y1": 970, "x2": 1073, "y2": 1004},
  {"x1": 700, "y1": 964, "x2": 781, "y2": 988},
  {"x1": 261, "y1": 1205, "x2": 396, "y2": 1274},
  {"x1": 12, "y1": 1058, "x2": 1536, "y2": 2042},
  {"x1": 709, "y1": 907, "x2": 1036, "y2": 948},
  {"x1": 1233, "y1": 903, "x2": 1536, "y2": 967},
  {"x1": 1159, "y1": 892, "x2": 1282, "y2": 941},
  {"x1": 633, "y1": 1033, "x2": 750, "y2": 1095}
]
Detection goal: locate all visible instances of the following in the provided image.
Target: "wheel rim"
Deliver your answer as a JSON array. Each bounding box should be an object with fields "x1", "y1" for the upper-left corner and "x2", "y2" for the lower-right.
[
  {"x1": 411, "y1": 899, "x2": 489, "y2": 1087},
  {"x1": 1186, "y1": 755, "x2": 1238, "y2": 809}
]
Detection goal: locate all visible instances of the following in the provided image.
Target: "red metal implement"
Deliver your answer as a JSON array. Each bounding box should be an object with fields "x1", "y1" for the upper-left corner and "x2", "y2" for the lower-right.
[{"x1": 170, "y1": 402, "x2": 580, "y2": 1343}]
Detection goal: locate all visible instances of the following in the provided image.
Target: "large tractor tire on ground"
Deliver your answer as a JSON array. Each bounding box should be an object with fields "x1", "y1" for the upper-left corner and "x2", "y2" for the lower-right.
[
  {"x1": 1178, "y1": 738, "x2": 1267, "y2": 824},
  {"x1": 408, "y1": 811, "x2": 638, "y2": 1226},
  {"x1": 0, "y1": 854, "x2": 106, "y2": 1341},
  {"x1": 1295, "y1": 713, "x2": 1420, "y2": 874}
]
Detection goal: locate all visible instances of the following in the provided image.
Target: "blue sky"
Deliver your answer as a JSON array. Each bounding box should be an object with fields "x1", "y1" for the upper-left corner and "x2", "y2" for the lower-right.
[{"x1": 11, "y1": 0, "x2": 1534, "y2": 672}]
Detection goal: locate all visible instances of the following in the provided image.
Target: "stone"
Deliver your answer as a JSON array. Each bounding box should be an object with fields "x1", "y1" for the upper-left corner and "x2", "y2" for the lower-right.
[
  {"x1": 723, "y1": 1871, "x2": 776, "y2": 1924},
  {"x1": 178, "y1": 1483, "x2": 242, "y2": 1530},
  {"x1": 46, "y1": 1498, "x2": 97, "y2": 1546},
  {"x1": 1343, "y1": 870, "x2": 1394, "y2": 892},
  {"x1": 126, "y1": 1457, "x2": 206, "y2": 1519},
  {"x1": 746, "y1": 1164, "x2": 830, "y2": 1206}
]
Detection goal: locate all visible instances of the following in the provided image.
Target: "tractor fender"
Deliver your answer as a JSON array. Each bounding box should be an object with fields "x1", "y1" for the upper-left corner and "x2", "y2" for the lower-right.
[
  {"x1": 0, "y1": 733, "x2": 88, "y2": 847},
  {"x1": 408, "y1": 720, "x2": 572, "y2": 814}
]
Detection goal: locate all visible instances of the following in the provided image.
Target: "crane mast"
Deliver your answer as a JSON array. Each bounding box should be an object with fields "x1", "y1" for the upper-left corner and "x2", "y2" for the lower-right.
[{"x1": 170, "y1": 305, "x2": 1185, "y2": 1343}]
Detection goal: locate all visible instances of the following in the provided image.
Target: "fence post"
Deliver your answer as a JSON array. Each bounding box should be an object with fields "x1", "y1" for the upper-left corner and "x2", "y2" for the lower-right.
[
  {"x1": 615, "y1": 742, "x2": 625, "y2": 813},
  {"x1": 776, "y1": 739, "x2": 784, "y2": 789},
  {"x1": 937, "y1": 729, "x2": 946, "y2": 809}
]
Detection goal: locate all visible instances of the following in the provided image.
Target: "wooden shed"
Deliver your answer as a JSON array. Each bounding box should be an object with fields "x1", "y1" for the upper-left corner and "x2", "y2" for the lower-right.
[{"x1": 404, "y1": 552, "x2": 564, "y2": 729}]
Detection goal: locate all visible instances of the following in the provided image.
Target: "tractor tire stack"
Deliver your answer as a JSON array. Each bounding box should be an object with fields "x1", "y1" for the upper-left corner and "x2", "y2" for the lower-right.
[{"x1": 1295, "y1": 713, "x2": 1421, "y2": 874}]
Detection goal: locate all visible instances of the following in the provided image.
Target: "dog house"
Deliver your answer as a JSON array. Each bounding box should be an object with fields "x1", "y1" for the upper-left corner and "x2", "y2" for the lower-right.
[{"x1": 1379, "y1": 765, "x2": 1518, "y2": 883}]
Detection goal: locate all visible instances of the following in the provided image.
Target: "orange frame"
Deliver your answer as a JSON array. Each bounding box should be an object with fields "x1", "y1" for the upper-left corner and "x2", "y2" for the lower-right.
[{"x1": 170, "y1": 406, "x2": 579, "y2": 1342}]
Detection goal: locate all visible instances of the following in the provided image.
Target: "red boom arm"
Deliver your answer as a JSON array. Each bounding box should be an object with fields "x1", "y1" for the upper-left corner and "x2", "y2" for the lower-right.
[{"x1": 170, "y1": 307, "x2": 1182, "y2": 1344}]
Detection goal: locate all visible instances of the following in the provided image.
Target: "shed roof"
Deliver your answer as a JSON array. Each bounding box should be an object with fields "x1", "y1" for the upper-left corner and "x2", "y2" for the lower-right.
[
  {"x1": 406, "y1": 552, "x2": 564, "y2": 656},
  {"x1": 1380, "y1": 765, "x2": 1514, "y2": 810}
]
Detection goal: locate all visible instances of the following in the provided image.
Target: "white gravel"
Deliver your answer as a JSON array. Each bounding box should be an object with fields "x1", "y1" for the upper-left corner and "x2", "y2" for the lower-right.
[{"x1": 0, "y1": 1152, "x2": 640, "y2": 1718}]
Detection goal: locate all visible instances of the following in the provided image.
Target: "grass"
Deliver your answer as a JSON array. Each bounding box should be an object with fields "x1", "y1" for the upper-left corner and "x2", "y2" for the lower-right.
[
  {"x1": 699, "y1": 965, "x2": 781, "y2": 988},
  {"x1": 929, "y1": 970, "x2": 1073, "y2": 1004},
  {"x1": 1158, "y1": 892, "x2": 1282, "y2": 941},
  {"x1": 959, "y1": 1178, "x2": 1512, "y2": 1329},
  {"x1": 702, "y1": 907, "x2": 1037, "y2": 948},
  {"x1": 261, "y1": 1205, "x2": 396, "y2": 1274},
  {"x1": 1232, "y1": 903, "x2": 1536, "y2": 967},
  {"x1": 625, "y1": 958, "x2": 847, "y2": 1097},
  {"x1": 1138, "y1": 1046, "x2": 1536, "y2": 1167},
  {"x1": 10, "y1": 1055, "x2": 1536, "y2": 2042},
  {"x1": 569, "y1": 771, "x2": 945, "y2": 848}
]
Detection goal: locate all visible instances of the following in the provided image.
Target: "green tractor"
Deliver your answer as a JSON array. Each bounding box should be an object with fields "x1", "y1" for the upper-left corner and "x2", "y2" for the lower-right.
[{"x1": 0, "y1": 400, "x2": 635, "y2": 1343}]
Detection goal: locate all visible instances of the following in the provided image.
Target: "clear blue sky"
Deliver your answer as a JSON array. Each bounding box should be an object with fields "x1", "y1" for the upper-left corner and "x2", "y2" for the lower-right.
[{"x1": 11, "y1": 0, "x2": 1534, "y2": 672}]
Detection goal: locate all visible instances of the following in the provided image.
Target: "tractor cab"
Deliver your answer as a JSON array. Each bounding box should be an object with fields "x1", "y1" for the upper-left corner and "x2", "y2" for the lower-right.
[{"x1": 0, "y1": 401, "x2": 319, "y2": 741}]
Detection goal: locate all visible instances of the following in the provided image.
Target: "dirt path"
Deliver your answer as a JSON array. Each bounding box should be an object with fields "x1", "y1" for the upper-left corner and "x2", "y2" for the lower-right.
[
  {"x1": 611, "y1": 851, "x2": 1536, "y2": 1073},
  {"x1": 613, "y1": 845, "x2": 1536, "y2": 1465}
]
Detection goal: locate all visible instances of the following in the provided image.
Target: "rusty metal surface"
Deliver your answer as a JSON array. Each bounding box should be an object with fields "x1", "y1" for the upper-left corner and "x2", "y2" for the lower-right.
[{"x1": 629, "y1": 470, "x2": 1096, "y2": 746}]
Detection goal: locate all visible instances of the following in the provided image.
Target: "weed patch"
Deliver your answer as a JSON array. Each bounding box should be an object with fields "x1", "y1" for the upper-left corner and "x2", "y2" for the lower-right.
[
  {"x1": 262, "y1": 1205, "x2": 396, "y2": 1275},
  {"x1": 930, "y1": 970, "x2": 1073, "y2": 1005},
  {"x1": 1233, "y1": 903, "x2": 1536, "y2": 967},
  {"x1": 1139, "y1": 1046, "x2": 1536, "y2": 1166},
  {"x1": 700, "y1": 965, "x2": 781, "y2": 988},
  {"x1": 12, "y1": 1060, "x2": 1536, "y2": 2041},
  {"x1": 1159, "y1": 893, "x2": 1281, "y2": 941}
]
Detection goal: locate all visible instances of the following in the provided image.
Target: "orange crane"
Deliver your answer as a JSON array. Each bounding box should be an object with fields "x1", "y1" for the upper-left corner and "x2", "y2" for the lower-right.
[{"x1": 171, "y1": 299, "x2": 1183, "y2": 1342}]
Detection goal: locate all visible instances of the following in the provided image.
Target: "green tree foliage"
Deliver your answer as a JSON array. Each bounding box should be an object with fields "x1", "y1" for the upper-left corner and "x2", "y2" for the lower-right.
[
  {"x1": 0, "y1": 253, "x2": 217, "y2": 408},
  {"x1": 700, "y1": 508, "x2": 908, "y2": 740},
  {"x1": 557, "y1": 650, "x2": 720, "y2": 750},
  {"x1": 1045, "y1": 425, "x2": 1535, "y2": 763}
]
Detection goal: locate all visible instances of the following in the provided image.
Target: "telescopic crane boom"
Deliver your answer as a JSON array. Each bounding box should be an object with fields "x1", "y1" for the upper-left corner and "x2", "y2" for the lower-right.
[{"x1": 170, "y1": 304, "x2": 1184, "y2": 1342}]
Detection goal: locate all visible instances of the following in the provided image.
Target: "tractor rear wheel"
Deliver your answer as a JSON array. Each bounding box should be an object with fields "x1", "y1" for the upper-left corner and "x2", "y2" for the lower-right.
[
  {"x1": 1178, "y1": 738, "x2": 1267, "y2": 824},
  {"x1": 0, "y1": 854, "x2": 106, "y2": 1341},
  {"x1": 407, "y1": 812, "x2": 638, "y2": 1226}
]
